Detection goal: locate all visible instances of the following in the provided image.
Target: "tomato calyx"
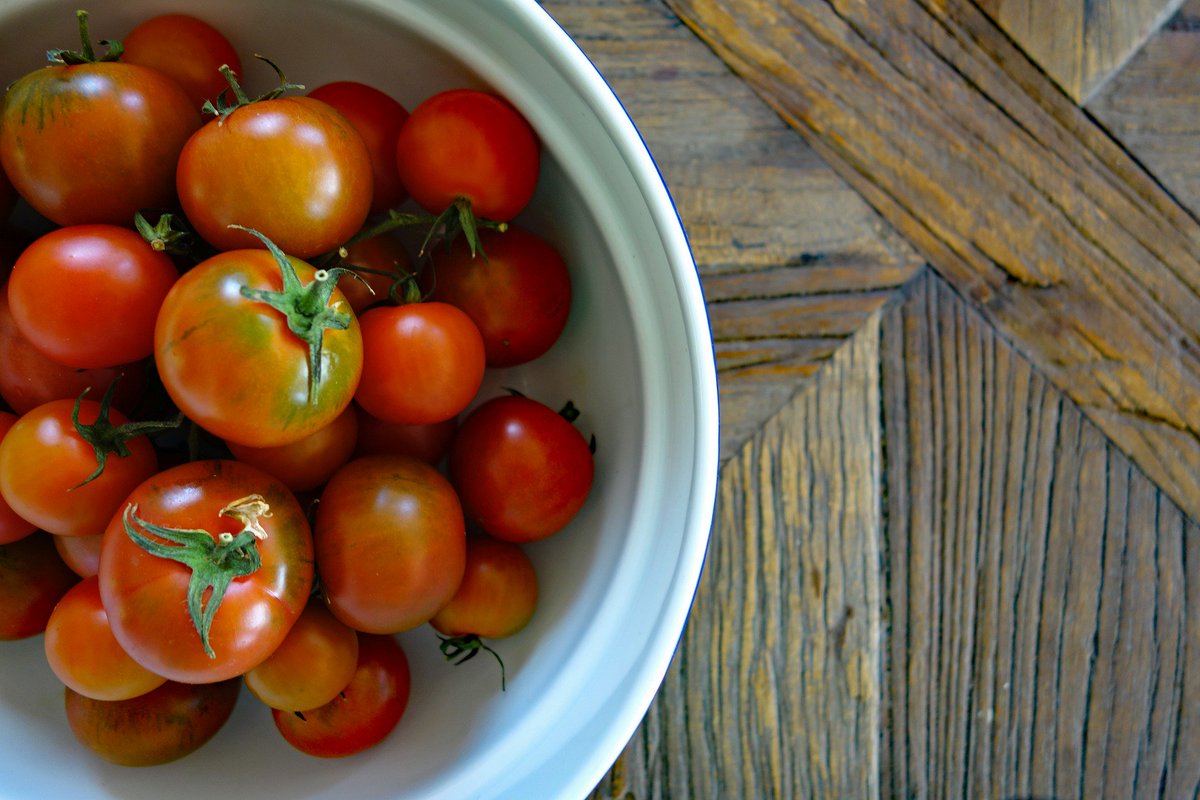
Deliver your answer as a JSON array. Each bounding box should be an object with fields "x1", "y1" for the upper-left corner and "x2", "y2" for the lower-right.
[
  {"x1": 438, "y1": 633, "x2": 507, "y2": 691},
  {"x1": 70, "y1": 380, "x2": 183, "y2": 489},
  {"x1": 47, "y1": 10, "x2": 123, "y2": 66},
  {"x1": 121, "y1": 495, "x2": 272, "y2": 659},
  {"x1": 134, "y1": 211, "x2": 214, "y2": 263},
  {"x1": 203, "y1": 55, "x2": 304, "y2": 123},
  {"x1": 233, "y1": 225, "x2": 355, "y2": 404}
]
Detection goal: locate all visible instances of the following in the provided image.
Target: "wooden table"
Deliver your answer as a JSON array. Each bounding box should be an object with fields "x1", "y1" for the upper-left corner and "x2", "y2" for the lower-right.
[{"x1": 537, "y1": 1, "x2": 1200, "y2": 797}]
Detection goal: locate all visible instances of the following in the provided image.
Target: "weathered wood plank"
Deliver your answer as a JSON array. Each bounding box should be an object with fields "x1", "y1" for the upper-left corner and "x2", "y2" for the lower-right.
[
  {"x1": 589, "y1": 310, "x2": 883, "y2": 799},
  {"x1": 663, "y1": 0, "x2": 1200, "y2": 524},
  {"x1": 977, "y1": 0, "x2": 1184, "y2": 102},
  {"x1": 540, "y1": 0, "x2": 923, "y2": 461},
  {"x1": 880, "y1": 271, "x2": 1200, "y2": 799}
]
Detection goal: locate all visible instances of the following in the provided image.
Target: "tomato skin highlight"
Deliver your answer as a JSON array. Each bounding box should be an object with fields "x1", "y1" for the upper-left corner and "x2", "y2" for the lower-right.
[
  {"x1": 0, "y1": 531, "x2": 79, "y2": 640},
  {"x1": 53, "y1": 531, "x2": 102, "y2": 578},
  {"x1": 430, "y1": 536, "x2": 538, "y2": 639},
  {"x1": 244, "y1": 600, "x2": 359, "y2": 712},
  {"x1": 65, "y1": 678, "x2": 240, "y2": 767},
  {"x1": 98, "y1": 460, "x2": 315, "y2": 684},
  {"x1": 315, "y1": 455, "x2": 466, "y2": 634},
  {"x1": 154, "y1": 249, "x2": 363, "y2": 448},
  {"x1": 121, "y1": 14, "x2": 242, "y2": 106}
]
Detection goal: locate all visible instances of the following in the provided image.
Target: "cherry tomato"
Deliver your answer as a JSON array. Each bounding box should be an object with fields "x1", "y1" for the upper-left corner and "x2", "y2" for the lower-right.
[
  {"x1": 315, "y1": 455, "x2": 465, "y2": 633},
  {"x1": 355, "y1": 302, "x2": 484, "y2": 425},
  {"x1": 0, "y1": 531, "x2": 79, "y2": 640},
  {"x1": 449, "y1": 395, "x2": 594, "y2": 543},
  {"x1": 177, "y1": 94, "x2": 372, "y2": 259},
  {"x1": 53, "y1": 531, "x2": 102, "y2": 578},
  {"x1": 428, "y1": 225, "x2": 571, "y2": 367},
  {"x1": 337, "y1": 232, "x2": 412, "y2": 314},
  {"x1": 244, "y1": 600, "x2": 359, "y2": 712},
  {"x1": 99, "y1": 460, "x2": 315, "y2": 683},
  {"x1": 271, "y1": 634, "x2": 410, "y2": 758},
  {"x1": 395, "y1": 89, "x2": 539, "y2": 221},
  {"x1": 154, "y1": 247, "x2": 362, "y2": 448},
  {"x1": 121, "y1": 14, "x2": 242, "y2": 106},
  {"x1": 0, "y1": 411, "x2": 37, "y2": 545},
  {"x1": 430, "y1": 536, "x2": 538, "y2": 639},
  {"x1": 308, "y1": 81, "x2": 409, "y2": 214},
  {"x1": 7, "y1": 225, "x2": 178, "y2": 369},
  {"x1": 0, "y1": 397, "x2": 160, "y2": 538},
  {"x1": 0, "y1": 15, "x2": 201, "y2": 226},
  {"x1": 45, "y1": 576, "x2": 167, "y2": 701},
  {"x1": 65, "y1": 678, "x2": 240, "y2": 767},
  {"x1": 226, "y1": 405, "x2": 357, "y2": 493},
  {"x1": 353, "y1": 404, "x2": 457, "y2": 465}
]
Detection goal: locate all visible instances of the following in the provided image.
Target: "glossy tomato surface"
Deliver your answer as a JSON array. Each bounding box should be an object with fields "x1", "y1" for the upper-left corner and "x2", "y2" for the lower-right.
[
  {"x1": 430, "y1": 535, "x2": 538, "y2": 639},
  {"x1": 244, "y1": 599, "x2": 359, "y2": 712},
  {"x1": 121, "y1": 13, "x2": 242, "y2": 105},
  {"x1": 0, "y1": 411, "x2": 36, "y2": 545},
  {"x1": 226, "y1": 405, "x2": 358, "y2": 493}
]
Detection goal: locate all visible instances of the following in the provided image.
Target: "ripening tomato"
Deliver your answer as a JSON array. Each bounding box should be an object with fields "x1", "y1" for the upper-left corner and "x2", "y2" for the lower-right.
[
  {"x1": 430, "y1": 536, "x2": 539, "y2": 639},
  {"x1": 244, "y1": 600, "x2": 359, "y2": 712},
  {"x1": 177, "y1": 95, "x2": 373, "y2": 258},
  {"x1": 154, "y1": 247, "x2": 363, "y2": 448},
  {"x1": 121, "y1": 14, "x2": 242, "y2": 106},
  {"x1": 226, "y1": 406, "x2": 358, "y2": 493},
  {"x1": 99, "y1": 460, "x2": 315, "y2": 684},
  {"x1": 54, "y1": 531, "x2": 102, "y2": 578},
  {"x1": 449, "y1": 395, "x2": 594, "y2": 543},
  {"x1": 271, "y1": 634, "x2": 410, "y2": 758},
  {"x1": 65, "y1": 678, "x2": 240, "y2": 767},
  {"x1": 45, "y1": 576, "x2": 167, "y2": 701},
  {"x1": 427, "y1": 225, "x2": 571, "y2": 367},
  {"x1": 0, "y1": 531, "x2": 79, "y2": 640},
  {"x1": 308, "y1": 81, "x2": 409, "y2": 214},
  {"x1": 0, "y1": 397, "x2": 160, "y2": 538},
  {"x1": 353, "y1": 404, "x2": 457, "y2": 465},
  {"x1": 0, "y1": 411, "x2": 36, "y2": 545},
  {"x1": 315, "y1": 455, "x2": 465, "y2": 633},
  {"x1": 355, "y1": 302, "x2": 484, "y2": 426},
  {"x1": 395, "y1": 89, "x2": 539, "y2": 221},
  {"x1": 337, "y1": 232, "x2": 412, "y2": 314},
  {"x1": 0, "y1": 17, "x2": 201, "y2": 227},
  {"x1": 7, "y1": 225, "x2": 178, "y2": 369}
]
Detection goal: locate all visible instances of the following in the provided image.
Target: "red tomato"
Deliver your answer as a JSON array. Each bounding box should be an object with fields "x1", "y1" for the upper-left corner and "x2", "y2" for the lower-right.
[
  {"x1": 0, "y1": 288, "x2": 146, "y2": 415},
  {"x1": 315, "y1": 455, "x2": 465, "y2": 633},
  {"x1": 244, "y1": 600, "x2": 359, "y2": 712},
  {"x1": 7, "y1": 225, "x2": 178, "y2": 368},
  {"x1": 428, "y1": 225, "x2": 571, "y2": 367},
  {"x1": 449, "y1": 395, "x2": 594, "y2": 543},
  {"x1": 177, "y1": 95, "x2": 373, "y2": 258},
  {"x1": 430, "y1": 536, "x2": 538, "y2": 639},
  {"x1": 44, "y1": 576, "x2": 167, "y2": 701},
  {"x1": 0, "y1": 397, "x2": 160, "y2": 538},
  {"x1": 54, "y1": 531, "x2": 102, "y2": 578},
  {"x1": 396, "y1": 89, "x2": 539, "y2": 221},
  {"x1": 99, "y1": 460, "x2": 315, "y2": 683},
  {"x1": 0, "y1": 411, "x2": 36, "y2": 544},
  {"x1": 154, "y1": 248, "x2": 362, "y2": 448},
  {"x1": 121, "y1": 14, "x2": 242, "y2": 106},
  {"x1": 308, "y1": 81, "x2": 409, "y2": 214},
  {"x1": 0, "y1": 531, "x2": 79, "y2": 640},
  {"x1": 271, "y1": 634, "x2": 410, "y2": 758},
  {"x1": 355, "y1": 302, "x2": 484, "y2": 425},
  {"x1": 65, "y1": 678, "x2": 240, "y2": 767},
  {"x1": 0, "y1": 19, "x2": 201, "y2": 227},
  {"x1": 226, "y1": 406, "x2": 358, "y2": 493},
  {"x1": 337, "y1": 232, "x2": 412, "y2": 314},
  {"x1": 353, "y1": 404, "x2": 457, "y2": 465}
]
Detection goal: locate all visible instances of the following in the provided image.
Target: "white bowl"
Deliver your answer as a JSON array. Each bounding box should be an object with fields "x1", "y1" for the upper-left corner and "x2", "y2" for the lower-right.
[{"x1": 0, "y1": 1, "x2": 719, "y2": 798}]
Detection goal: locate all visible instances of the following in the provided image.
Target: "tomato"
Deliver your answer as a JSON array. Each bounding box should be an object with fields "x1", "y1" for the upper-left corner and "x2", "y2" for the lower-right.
[
  {"x1": 177, "y1": 94, "x2": 372, "y2": 259},
  {"x1": 353, "y1": 404, "x2": 457, "y2": 465},
  {"x1": 121, "y1": 14, "x2": 242, "y2": 106},
  {"x1": 395, "y1": 89, "x2": 539, "y2": 222},
  {"x1": 0, "y1": 397, "x2": 160, "y2": 538},
  {"x1": 226, "y1": 406, "x2": 357, "y2": 493},
  {"x1": 0, "y1": 531, "x2": 79, "y2": 640},
  {"x1": 337, "y1": 231, "x2": 412, "y2": 314},
  {"x1": 315, "y1": 455, "x2": 465, "y2": 633},
  {"x1": 0, "y1": 411, "x2": 36, "y2": 544},
  {"x1": 45, "y1": 576, "x2": 167, "y2": 702},
  {"x1": 154, "y1": 247, "x2": 363, "y2": 448},
  {"x1": 449, "y1": 395, "x2": 594, "y2": 543},
  {"x1": 308, "y1": 81, "x2": 409, "y2": 214},
  {"x1": 0, "y1": 288, "x2": 147, "y2": 416},
  {"x1": 244, "y1": 600, "x2": 359, "y2": 712},
  {"x1": 7, "y1": 225, "x2": 178, "y2": 369},
  {"x1": 428, "y1": 225, "x2": 571, "y2": 367},
  {"x1": 0, "y1": 15, "x2": 201, "y2": 227},
  {"x1": 99, "y1": 460, "x2": 315, "y2": 683},
  {"x1": 355, "y1": 302, "x2": 484, "y2": 425},
  {"x1": 54, "y1": 531, "x2": 102, "y2": 578},
  {"x1": 65, "y1": 678, "x2": 240, "y2": 767},
  {"x1": 271, "y1": 634, "x2": 410, "y2": 758},
  {"x1": 430, "y1": 536, "x2": 538, "y2": 639}
]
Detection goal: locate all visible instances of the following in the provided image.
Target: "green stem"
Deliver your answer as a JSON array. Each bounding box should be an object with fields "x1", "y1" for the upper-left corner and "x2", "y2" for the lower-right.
[
  {"x1": 48, "y1": 10, "x2": 123, "y2": 65},
  {"x1": 438, "y1": 634, "x2": 507, "y2": 692},
  {"x1": 71, "y1": 380, "x2": 183, "y2": 489}
]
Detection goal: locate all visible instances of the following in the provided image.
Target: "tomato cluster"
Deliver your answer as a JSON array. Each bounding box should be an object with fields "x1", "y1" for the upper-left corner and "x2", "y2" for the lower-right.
[{"x1": 0, "y1": 11, "x2": 594, "y2": 766}]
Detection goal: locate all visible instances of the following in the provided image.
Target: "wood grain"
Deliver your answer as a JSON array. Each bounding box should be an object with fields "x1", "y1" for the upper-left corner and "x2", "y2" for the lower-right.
[
  {"x1": 539, "y1": 0, "x2": 923, "y2": 461},
  {"x1": 589, "y1": 310, "x2": 883, "y2": 799},
  {"x1": 663, "y1": 0, "x2": 1200, "y2": 525},
  {"x1": 977, "y1": 0, "x2": 1184, "y2": 102},
  {"x1": 881, "y1": 271, "x2": 1200, "y2": 799}
]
